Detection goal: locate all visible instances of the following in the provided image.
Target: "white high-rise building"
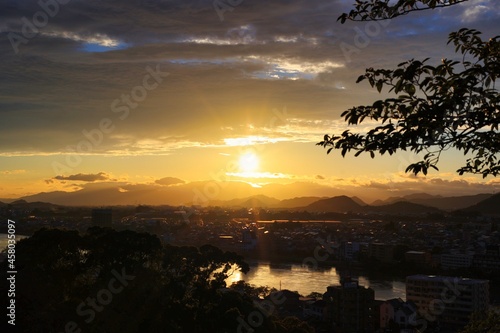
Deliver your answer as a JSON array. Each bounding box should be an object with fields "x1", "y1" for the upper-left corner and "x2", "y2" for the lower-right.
[{"x1": 406, "y1": 275, "x2": 489, "y2": 330}]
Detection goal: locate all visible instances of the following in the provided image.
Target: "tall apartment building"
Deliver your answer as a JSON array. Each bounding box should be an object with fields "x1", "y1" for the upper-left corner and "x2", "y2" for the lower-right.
[
  {"x1": 473, "y1": 245, "x2": 500, "y2": 271},
  {"x1": 368, "y1": 242, "x2": 394, "y2": 263},
  {"x1": 323, "y1": 277, "x2": 375, "y2": 332},
  {"x1": 440, "y1": 252, "x2": 474, "y2": 270},
  {"x1": 406, "y1": 275, "x2": 489, "y2": 330},
  {"x1": 341, "y1": 242, "x2": 361, "y2": 261},
  {"x1": 241, "y1": 227, "x2": 258, "y2": 251}
]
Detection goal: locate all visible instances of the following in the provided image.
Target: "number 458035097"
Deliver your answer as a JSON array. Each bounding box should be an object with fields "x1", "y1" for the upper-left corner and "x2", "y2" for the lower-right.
[{"x1": 7, "y1": 219, "x2": 16, "y2": 269}]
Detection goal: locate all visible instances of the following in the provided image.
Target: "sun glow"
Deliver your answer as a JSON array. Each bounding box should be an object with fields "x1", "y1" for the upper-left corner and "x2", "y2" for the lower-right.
[{"x1": 239, "y1": 152, "x2": 259, "y2": 173}]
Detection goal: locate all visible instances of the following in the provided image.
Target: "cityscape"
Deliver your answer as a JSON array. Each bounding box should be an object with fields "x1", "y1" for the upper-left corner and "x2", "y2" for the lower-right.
[{"x1": 1, "y1": 191, "x2": 499, "y2": 332}]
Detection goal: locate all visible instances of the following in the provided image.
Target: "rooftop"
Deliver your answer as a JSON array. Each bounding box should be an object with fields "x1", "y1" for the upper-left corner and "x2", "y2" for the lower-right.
[{"x1": 406, "y1": 274, "x2": 489, "y2": 284}]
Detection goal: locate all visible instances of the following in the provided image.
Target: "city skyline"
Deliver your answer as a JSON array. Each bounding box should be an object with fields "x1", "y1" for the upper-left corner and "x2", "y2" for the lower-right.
[{"x1": 1, "y1": 0, "x2": 499, "y2": 202}]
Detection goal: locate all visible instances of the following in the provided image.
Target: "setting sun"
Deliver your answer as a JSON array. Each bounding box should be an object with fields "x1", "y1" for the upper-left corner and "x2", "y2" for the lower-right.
[{"x1": 239, "y1": 152, "x2": 260, "y2": 173}]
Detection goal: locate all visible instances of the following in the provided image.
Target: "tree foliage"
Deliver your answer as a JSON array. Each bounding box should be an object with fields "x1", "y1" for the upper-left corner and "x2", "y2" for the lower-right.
[
  {"x1": 338, "y1": 0, "x2": 468, "y2": 22},
  {"x1": 319, "y1": 0, "x2": 500, "y2": 177},
  {"x1": 1, "y1": 227, "x2": 314, "y2": 333},
  {"x1": 460, "y1": 311, "x2": 500, "y2": 333}
]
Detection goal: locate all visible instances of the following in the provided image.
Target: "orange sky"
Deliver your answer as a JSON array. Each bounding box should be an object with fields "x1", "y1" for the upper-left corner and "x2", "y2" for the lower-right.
[{"x1": 0, "y1": 0, "x2": 499, "y2": 203}]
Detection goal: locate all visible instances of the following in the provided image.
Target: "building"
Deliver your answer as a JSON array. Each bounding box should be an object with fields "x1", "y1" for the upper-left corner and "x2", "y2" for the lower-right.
[
  {"x1": 405, "y1": 251, "x2": 432, "y2": 266},
  {"x1": 303, "y1": 299, "x2": 327, "y2": 320},
  {"x1": 264, "y1": 290, "x2": 302, "y2": 317},
  {"x1": 406, "y1": 275, "x2": 489, "y2": 330},
  {"x1": 91, "y1": 208, "x2": 112, "y2": 227},
  {"x1": 323, "y1": 277, "x2": 375, "y2": 332},
  {"x1": 473, "y1": 245, "x2": 500, "y2": 271},
  {"x1": 369, "y1": 242, "x2": 394, "y2": 263},
  {"x1": 440, "y1": 252, "x2": 474, "y2": 270},
  {"x1": 342, "y1": 241, "x2": 367, "y2": 261},
  {"x1": 380, "y1": 298, "x2": 418, "y2": 330},
  {"x1": 241, "y1": 227, "x2": 258, "y2": 251}
]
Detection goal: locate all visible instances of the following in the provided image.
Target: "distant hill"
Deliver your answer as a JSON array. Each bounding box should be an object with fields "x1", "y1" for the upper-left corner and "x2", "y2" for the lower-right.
[
  {"x1": 239, "y1": 195, "x2": 281, "y2": 208},
  {"x1": 11, "y1": 199, "x2": 28, "y2": 205},
  {"x1": 214, "y1": 195, "x2": 281, "y2": 208},
  {"x1": 302, "y1": 196, "x2": 442, "y2": 215},
  {"x1": 304, "y1": 196, "x2": 363, "y2": 213},
  {"x1": 21, "y1": 189, "x2": 126, "y2": 206},
  {"x1": 351, "y1": 196, "x2": 367, "y2": 206},
  {"x1": 195, "y1": 195, "x2": 365, "y2": 210},
  {"x1": 17, "y1": 181, "x2": 337, "y2": 207},
  {"x1": 461, "y1": 193, "x2": 500, "y2": 215},
  {"x1": 367, "y1": 201, "x2": 443, "y2": 215},
  {"x1": 276, "y1": 196, "x2": 326, "y2": 209},
  {"x1": 372, "y1": 193, "x2": 493, "y2": 211},
  {"x1": 371, "y1": 193, "x2": 437, "y2": 205},
  {"x1": 12, "y1": 184, "x2": 497, "y2": 215},
  {"x1": 6, "y1": 200, "x2": 60, "y2": 210},
  {"x1": 428, "y1": 193, "x2": 494, "y2": 211}
]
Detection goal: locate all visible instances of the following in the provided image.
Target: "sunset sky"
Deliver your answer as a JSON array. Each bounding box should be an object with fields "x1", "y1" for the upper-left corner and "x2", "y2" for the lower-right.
[{"x1": 1, "y1": 0, "x2": 499, "y2": 204}]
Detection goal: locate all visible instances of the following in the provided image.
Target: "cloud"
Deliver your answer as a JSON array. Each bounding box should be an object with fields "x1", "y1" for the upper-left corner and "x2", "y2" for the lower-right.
[
  {"x1": 460, "y1": 0, "x2": 497, "y2": 23},
  {"x1": 0, "y1": 169, "x2": 26, "y2": 175},
  {"x1": 366, "y1": 181, "x2": 391, "y2": 190},
  {"x1": 1, "y1": 0, "x2": 497, "y2": 156},
  {"x1": 155, "y1": 177, "x2": 185, "y2": 186},
  {"x1": 0, "y1": 0, "x2": 497, "y2": 187},
  {"x1": 333, "y1": 173, "x2": 500, "y2": 198},
  {"x1": 53, "y1": 172, "x2": 111, "y2": 182}
]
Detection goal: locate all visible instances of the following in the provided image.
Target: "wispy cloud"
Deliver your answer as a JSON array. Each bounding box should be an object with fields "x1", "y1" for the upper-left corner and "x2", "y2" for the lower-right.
[
  {"x1": 41, "y1": 31, "x2": 122, "y2": 47},
  {"x1": 460, "y1": 0, "x2": 497, "y2": 23},
  {"x1": 226, "y1": 171, "x2": 292, "y2": 179},
  {"x1": 0, "y1": 169, "x2": 26, "y2": 175}
]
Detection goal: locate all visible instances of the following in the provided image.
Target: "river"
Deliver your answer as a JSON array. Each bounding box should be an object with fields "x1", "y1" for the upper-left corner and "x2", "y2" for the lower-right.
[
  {"x1": 0, "y1": 234, "x2": 406, "y2": 300},
  {"x1": 226, "y1": 261, "x2": 406, "y2": 301},
  {"x1": 0, "y1": 233, "x2": 28, "y2": 251}
]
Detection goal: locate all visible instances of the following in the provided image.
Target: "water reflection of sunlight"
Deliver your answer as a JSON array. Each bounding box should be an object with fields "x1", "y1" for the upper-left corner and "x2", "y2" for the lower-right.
[
  {"x1": 226, "y1": 269, "x2": 243, "y2": 286},
  {"x1": 225, "y1": 262, "x2": 406, "y2": 300},
  {"x1": 0, "y1": 234, "x2": 28, "y2": 251},
  {"x1": 227, "y1": 263, "x2": 340, "y2": 294},
  {"x1": 359, "y1": 276, "x2": 407, "y2": 301}
]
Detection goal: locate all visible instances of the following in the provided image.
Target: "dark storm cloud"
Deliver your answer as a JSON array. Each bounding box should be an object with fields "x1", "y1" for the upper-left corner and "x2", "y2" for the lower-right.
[{"x1": 0, "y1": 0, "x2": 498, "y2": 154}]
